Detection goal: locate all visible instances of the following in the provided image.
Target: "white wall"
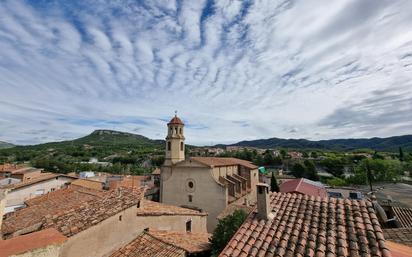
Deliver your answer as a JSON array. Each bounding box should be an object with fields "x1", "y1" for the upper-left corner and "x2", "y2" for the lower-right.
[{"x1": 5, "y1": 177, "x2": 75, "y2": 213}]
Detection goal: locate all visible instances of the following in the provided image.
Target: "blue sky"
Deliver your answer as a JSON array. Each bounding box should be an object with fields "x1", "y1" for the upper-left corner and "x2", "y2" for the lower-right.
[{"x1": 1, "y1": 0, "x2": 412, "y2": 145}]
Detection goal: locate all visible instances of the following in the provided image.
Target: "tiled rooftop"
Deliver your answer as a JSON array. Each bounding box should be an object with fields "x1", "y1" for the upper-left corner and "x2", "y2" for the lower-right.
[
  {"x1": 2, "y1": 186, "x2": 145, "y2": 238},
  {"x1": 384, "y1": 228, "x2": 412, "y2": 247},
  {"x1": 219, "y1": 192, "x2": 391, "y2": 257},
  {"x1": 148, "y1": 229, "x2": 211, "y2": 253},
  {"x1": 0, "y1": 173, "x2": 76, "y2": 190},
  {"x1": 109, "y1": 232, "x2": 185, "y2": 257},
  {"x1": 109, "y1": 230, "x2": 210, "y2": 257},
  {"x1": 0, "y1": 228, "x2": 67, "y2": 257},
  {"x1": 191, "y1": 157, "x2": 258, "y2": 169},
  {"x1": 280, "y1": 178, "x2": 328, "y2": 198},
  {"x1": 392, "y1": 207, "x2": 412, "y2": 228},
  {"x1": 136, "y1": 200, "x2": 207, "y2": 216}
]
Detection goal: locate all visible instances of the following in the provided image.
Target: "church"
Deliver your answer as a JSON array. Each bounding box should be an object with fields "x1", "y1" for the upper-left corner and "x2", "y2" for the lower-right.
[{"x1": 160, "y1": 114, "x2": 259, "y2": 231}]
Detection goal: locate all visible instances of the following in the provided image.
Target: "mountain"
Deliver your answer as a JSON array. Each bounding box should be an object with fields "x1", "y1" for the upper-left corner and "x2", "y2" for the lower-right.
[
  {"x1": 17, "y1": 129, "x2": 164, "y2": 150},
  {"x1": 223, "y1": 135, "x2": 412, "y2": 152},
  {"x1": 0, "y1": 141, "x2": 14, "y2": 149}
]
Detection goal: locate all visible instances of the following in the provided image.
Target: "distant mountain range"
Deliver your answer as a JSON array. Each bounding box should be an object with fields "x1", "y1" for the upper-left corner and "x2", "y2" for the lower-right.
[
  {"x1": 0, "y1": 141, "x2": 14, "y2": 149},
  {"x1": 3, "y1": 130, "x2": 412, "y2": 152},
  {"x1": 221, "y1": 135, "x2": 412, "y2": 152}
]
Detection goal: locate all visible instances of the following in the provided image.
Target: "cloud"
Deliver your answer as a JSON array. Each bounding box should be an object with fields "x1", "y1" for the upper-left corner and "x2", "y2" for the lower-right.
[{"x1": 0, "y1": 0, "x2": 412, "y2": 145}]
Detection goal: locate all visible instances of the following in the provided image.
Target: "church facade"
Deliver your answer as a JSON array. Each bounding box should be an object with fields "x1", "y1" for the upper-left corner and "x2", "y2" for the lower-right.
[{"x1": 160, "y1": 115, "x2": 259, "y2": 231}]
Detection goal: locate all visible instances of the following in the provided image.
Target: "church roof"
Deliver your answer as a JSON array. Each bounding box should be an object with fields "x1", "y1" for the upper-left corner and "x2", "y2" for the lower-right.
[
  {"x1": 191, "y1": 157, "x2": 258, "y2": 169},
  {"x1": 168, "y1": 115, "x2": 184, "y2": 125}
]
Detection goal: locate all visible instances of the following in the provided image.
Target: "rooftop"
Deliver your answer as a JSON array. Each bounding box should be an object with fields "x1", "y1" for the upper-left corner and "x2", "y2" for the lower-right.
[
  {"x1": 0, "y1": 228, "x2": 67, "y2": 257},
  {"x1": 168, "y1": 115, "x2": 184, "y2": 125},
  {"x1": 191, "y1": 157, "x2": 258, "y2": 169},
  {"x1": 280, "y1": 178, "x2": 327, "y2": 198},
  {"x1": 109, "y1": 230, "x2": 210, "y2": 257},
  {"x1": 109, "y1": 232, "x2": 185, "y2": 257},
  {"x1": 0, "y1": 173, "x2": 76, "y2": 190},
  {"x1": 384, "y1": 228, "x2": 412, "y2": 247},
  {"x1": 219, "y1": 192, "x2": 391, "y2": 257},
  {"x1": 2, "y1": 186, "x2": 145, "y2": 238}
]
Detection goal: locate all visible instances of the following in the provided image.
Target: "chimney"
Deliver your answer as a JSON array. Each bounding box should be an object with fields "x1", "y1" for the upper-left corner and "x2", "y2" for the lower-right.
[{"x1": 256, "y1": 183, "x2": 273, "y2": 220}]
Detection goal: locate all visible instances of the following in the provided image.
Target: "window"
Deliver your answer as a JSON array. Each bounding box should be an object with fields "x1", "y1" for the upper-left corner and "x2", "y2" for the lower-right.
[
  {"x1": 167, "y1": 141, "x2": 171, "y2": 151},
  {"x1": 186, "y1": 220, "x2": 192, "y2": 232},
  {"x1": 175, "y1": 127, "x2": 178, "y2": 134},
  {"x1": 51, "y1": 188, "x2": 55, "y2": 192},
  {"x1": 179, "y1": 128, "x2": 182, "y2": 134},
  {"x1": 188, "y1": 181, "x2": 194, "y2": 188},
  {"x1": 180, "y1": 142, "x2": 184, "y2": 151},
  {"x1": 137, "y1": 201, "x2": 140, "y2": 208},
  {"x1": 119, "y1": 215, "x2": 122, "y2": 221},
  {"x1": 188, "y1": 195, "x2": 193, "y2": 202}
]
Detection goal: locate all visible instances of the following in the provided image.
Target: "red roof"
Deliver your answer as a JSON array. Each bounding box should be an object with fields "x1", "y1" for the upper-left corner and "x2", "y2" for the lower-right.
[
  {"x1": 168, "y1": 115, "x2": 184, "y2": 125},
  {"x1": 280, "y1": 178, "x2": 327, "y2": 198},
  {"x1": 219, "y1": 192, "x2": 391, "y2": 257},
  {"x1": 0, "y1": 228, "x2": 67, "y2": 257}
]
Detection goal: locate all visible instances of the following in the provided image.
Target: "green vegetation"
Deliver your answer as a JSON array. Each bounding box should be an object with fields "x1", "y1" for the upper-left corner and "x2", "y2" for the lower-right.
[
  {"x1": 225, "y1": 135, "x2": 412, "y2": 152},
  {"x1": 0, "y1": 130, "x2": 165, "y2": 175},
  {"x1": 270, "y1": 172, "x2": 279, "y2": 192},
  {"x1": 210, "y1": 210, "x2": 248, "y2": 256}
]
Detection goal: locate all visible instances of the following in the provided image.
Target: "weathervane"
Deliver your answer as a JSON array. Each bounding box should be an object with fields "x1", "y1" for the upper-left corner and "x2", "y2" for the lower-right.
[{"x1": 174, "y1": 110, "x2": 177, "y2": 117}]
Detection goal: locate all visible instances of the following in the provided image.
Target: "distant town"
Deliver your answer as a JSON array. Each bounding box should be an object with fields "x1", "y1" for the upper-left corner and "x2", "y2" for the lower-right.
[{"x1": 0, "y1": 115, "x2": 412, "y2": 257}]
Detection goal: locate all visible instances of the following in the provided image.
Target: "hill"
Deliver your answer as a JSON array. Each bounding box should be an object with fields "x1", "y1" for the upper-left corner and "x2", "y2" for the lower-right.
[
  {"x1": 0, "y1": 141, "x2": 14, "y2": 149},
  {"x1": 223, "y1": 135, "x2": 412, "y2": 152},
  {"x1": 21, "y1": 129, "x2": 164, "y2": 149}
]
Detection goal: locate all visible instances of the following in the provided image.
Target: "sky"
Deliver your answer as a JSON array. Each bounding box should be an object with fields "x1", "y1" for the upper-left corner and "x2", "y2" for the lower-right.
[{"x1": 1, "y1": 0, "x2": 412, "y2": 146}]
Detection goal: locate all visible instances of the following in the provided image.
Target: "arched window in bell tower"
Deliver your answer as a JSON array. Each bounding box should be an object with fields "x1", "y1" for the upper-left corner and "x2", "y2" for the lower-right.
[{"x1": 179, "y1": 128, "x2": 182, "y2": 134}]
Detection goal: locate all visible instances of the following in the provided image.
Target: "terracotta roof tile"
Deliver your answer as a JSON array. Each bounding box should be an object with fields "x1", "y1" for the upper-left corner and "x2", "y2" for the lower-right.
[
  {"x1": 191, "y1": 157, "x2": 258, "y2": 169},
  {"x1": 168, "y1": 115, "x2": 184, "y2": 125},
  {"x1": 219, "y1": 192, "x2": 391, "y2": 257},
  {"x1": 148, "y1": 229, "x2": 211, "y2": 253},
  {"x1": 109, "y1": 232, "x2": 185, "y2": 257},
  {"x1": 0, "y1": 228, "x2": 67, "y2": 257},
  {"x1": 109, "y1": 230, "x2": 210, "y2": 257},
  {"x1": 136, "y1": 200, "x2": 207, "y2": 216},
  {"x1": 2, "y1": 186, "x2": 145, "y2": 238},
  {"x1": 280, "y1": 178, "x2": 327, "y2": 198}
]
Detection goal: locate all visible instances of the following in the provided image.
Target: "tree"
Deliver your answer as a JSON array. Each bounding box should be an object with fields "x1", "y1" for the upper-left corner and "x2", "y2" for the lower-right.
[
  {"x1": 291, "y1": 162, "x2": 306, "y2": 178},
  {"x1": 210, "y1": 210, "x2": 247, "y2": 256},
  {"x1": 270, "y1": 172, "x2": 279, "y2": 192},
  {"x1": 399, "y1": 147, "x2": 404, "y2": 162},
  {"x1": 303, "y1": 160, "x2": 319, "y2": 180}
]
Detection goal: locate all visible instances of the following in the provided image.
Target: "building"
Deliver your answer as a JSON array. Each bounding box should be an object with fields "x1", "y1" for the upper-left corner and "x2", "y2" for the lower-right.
[
  {"x1": 219, "y1": 184, "x2": 392, "y2": 257},
  {"x1": 0, "y1": 228, "x2": 67, "y2": 257},
  {"x1": 160, "y1": 114, "x2": 259, "y2": 231},
  {"x1": 1, "y1": 185, "x2": 207, "y2": 257},
  {"x1": 0, "y1": 173, "x2": 77, "y2": 213},
  {"x1": 0, "y1": 165, "x2": 43, "y2": 182},
  {"x1": 279, "y1": 177, "x2": 327, "y2": 198},
  {"x1": 109, "y1": 229, "x2": 211, "y2": 257}
]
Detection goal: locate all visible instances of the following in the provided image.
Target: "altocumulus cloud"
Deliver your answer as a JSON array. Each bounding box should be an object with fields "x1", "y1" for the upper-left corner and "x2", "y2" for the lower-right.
[{"x1": 1, "y1": 0, "x2": 412, "y2": 145}]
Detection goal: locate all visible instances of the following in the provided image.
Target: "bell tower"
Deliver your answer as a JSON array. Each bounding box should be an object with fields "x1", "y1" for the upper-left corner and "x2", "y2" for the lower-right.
[{"x1": 164, "y1": 112, "x2": 185, "y2": 165}]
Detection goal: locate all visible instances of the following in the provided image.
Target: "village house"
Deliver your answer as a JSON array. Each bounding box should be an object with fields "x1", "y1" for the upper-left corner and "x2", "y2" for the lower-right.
[
  {"x1": 0, "y1": 173, "x2": 77, "y2": 213},
  {"x1": 1, "y1": 184, "x2": 207, "y2": 257},
  {"x1": 219, "y1": 183, "x2": 394, "y2": 257},
  {"x1": 0, "y1": 228, "x2": 67, "y2": 257},
  {"x1": 160, "y1": 114, "x2": 259, "y2": 231},
  {"x1": 279, "y1": 177, "x2": 328, "y2": 198}
]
